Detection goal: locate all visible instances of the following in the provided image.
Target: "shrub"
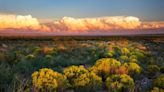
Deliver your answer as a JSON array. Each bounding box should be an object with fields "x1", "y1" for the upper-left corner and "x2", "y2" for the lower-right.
[
  {"x1": 23, "y1": 54, "x2": 35, "y2": 61},
  {"x1": 73, "y1": 72, "x2": 102, "y2": 91},
  {"x1": 32, "y1": 68, "x2": 69, "y2": 92},
  {"x1": 119, "y1": 55, "x2": 129, "y2": 63},
  {"x1": 0, "y1": 63, "x2": 15, "y2": 92},
  {"x1": 129, "y1": 55, "x2": 137, "y2": 60},
  {"x1": 0, "y1": 53, "x2": 6, "y2": 62},
  {"x1": 106, "y1": 74, "x2": 134, "y2": 92},
  {"x1": 121, "y1": 48, "x2": 130, "y2": 55},
  {"x1": 64, "y1": 66, "x2": 88, "y2": 85},
  {"x1": 90, "y1": 58, "x2": 121, "y2": 80},
  {"x1": 124, "y1": 63, "x2": 141, "y2": 75},
  {"x1": 42, "y1": 47, "x2": 54, "y2": 55},
  {"x1": 64, "y1": 65, "x2": 102, "y2": 91},
  {"x1": 151, "y1": 87, "x2": 164, "y2": 92},
  {"x1": 116, "y1": 66, "x2": 129, "y2": 75},
  {"x1": 160, "y1": 66, "x2": 164, "y2": 73},
  {"x1": 129, "y1": 58, "x2": 138, "y2": 63},
  {"x1": 32, "y1": 47, "x2": 42, "y2": 55},
  {"x1": 153, "y1": 74, "x2": 164, "y2": 89},
  {"x1": 5, "y1": 52, "x2": 17, "y2": 64},
  {"x1": 147, "y1": 65, "x2": 160, "y2": 76},
  {"x1": 113, "y1": 47, "x2": 121, "y2": 57},
  {"x1": 103, "y1": 51, "x2": 114, "y2": 58},
  {"x1": 132, "y1": 51, "x2": 145, "y2": 60}
]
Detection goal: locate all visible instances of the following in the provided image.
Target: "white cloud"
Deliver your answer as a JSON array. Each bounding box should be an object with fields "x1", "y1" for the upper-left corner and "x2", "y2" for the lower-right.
[
  {"x1": 0, "y1": 14, "x2": 164, "y2": 34},
  {"x1": 52, "y1": 16, "x2": 141, "y2": 32},
  {"x1": 0, "y1": 14, "x2": 40, "y2": 30}
]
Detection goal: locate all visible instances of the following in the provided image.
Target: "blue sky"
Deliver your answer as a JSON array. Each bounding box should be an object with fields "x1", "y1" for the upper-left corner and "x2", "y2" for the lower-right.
[{"x1": 0, "y1": 0, "x2": 164, "y2": 21}]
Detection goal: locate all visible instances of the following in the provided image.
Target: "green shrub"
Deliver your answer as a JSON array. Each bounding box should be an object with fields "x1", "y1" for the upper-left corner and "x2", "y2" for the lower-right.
[
  {"x1": 103, "y1": 51, "x2": 114, "y2": 58},
  {"x1": 0, "y1": 53, "x2": 6, "y2": 62},
  {"x1": 0, "y1": 63, "x2": 15, "y2": 92},
  {"x1": 153, "y1": 74, "x2": 164, "y2": 89},
  {"x1": 132, "y1": 51, "x2": 145, "y2": 60},
  {"x1": 119, "y1": 55, "x2": 129, "y2": 62},
  {"x1": 160, "y1": 66, "x2": 164, "y2": 73},
  {"x1": 113, "y1": 47, "x2": 121, "y2": 57},
  {"x1": 151, "y1": 87, "x2": 164, "y2": 92},
  {"x1": 147, "y1": 65, "x2": 160, "y2": 76}
]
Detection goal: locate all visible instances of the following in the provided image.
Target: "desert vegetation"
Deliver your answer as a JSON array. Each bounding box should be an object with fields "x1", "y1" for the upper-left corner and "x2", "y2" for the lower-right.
[{"x1": 0, "y1": 36, "x2": 164, "y2": 92}]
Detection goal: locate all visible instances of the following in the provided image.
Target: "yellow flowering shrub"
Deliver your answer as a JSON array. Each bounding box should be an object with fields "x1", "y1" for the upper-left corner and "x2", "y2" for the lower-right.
[
  {"x1": 64, "y1": 66, "x2": 88, "y2": 86},
  {"x1": 90, "y1": 58, "x2": 121, "y2": 79},
  {"x1": 124, "y1": 63, "x2": 141, "y2": 74},
  {"x1": 116, "y1": 66, "x2": 129, "y2": 75},
  {"x1": 51, "y1": 71, "x2": 70, "y2": 90},
  {"x1": 32, "y1": 68, "x2": 58, "y2": 91},
  {"x1": 106, "y1": 74, "x2": 134, "y2": 91},
  {"x1": 64, "y1": 65, "x2": 88, "y2": 79},
  {"x1": 32, "y1": 68, "x2": 69, "y2": 91},
  {"x1": 64, "y1": 65, "x2": 102, "y2": 91},
  {"x1": 73, "y1": 72, "x2": 102, "y2": 88},
  {"x1": 121, "y1": 48, "x2": 130, "y2": 55}
]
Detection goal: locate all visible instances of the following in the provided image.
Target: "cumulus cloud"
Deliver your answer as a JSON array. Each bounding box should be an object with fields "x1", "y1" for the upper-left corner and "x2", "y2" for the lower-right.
[
  {"x1": 0, "y1": 14, "x2": 41, "y2": 30},
  {"x1": 141, "y1": 22, "x2": 164, "y2": 29},
  {"x1": 52, "y1": 16, "x2": 141, "y2": 32},
  {"x1": 0, "y1": 14, "x2": 164, "y2": 34}
]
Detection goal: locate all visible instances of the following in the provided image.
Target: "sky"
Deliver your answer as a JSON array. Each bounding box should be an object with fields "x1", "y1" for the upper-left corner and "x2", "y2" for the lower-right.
[
  {"x1": 0, "y1": 0, "x2": 164, "y2": 35},
  {"x1": 0, "y1": 0, "x2": 164, "y2": 21}
]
